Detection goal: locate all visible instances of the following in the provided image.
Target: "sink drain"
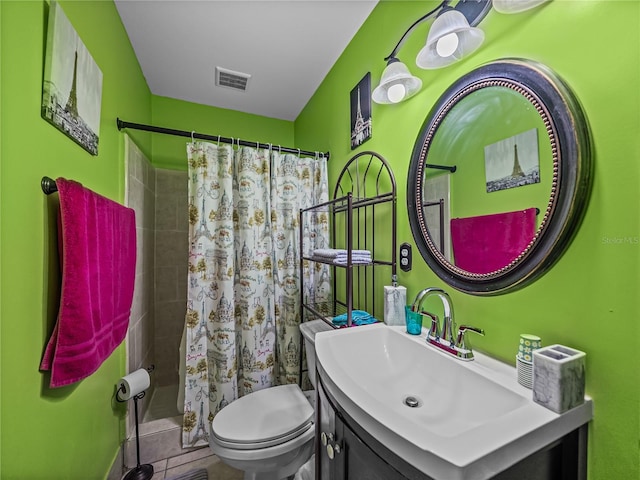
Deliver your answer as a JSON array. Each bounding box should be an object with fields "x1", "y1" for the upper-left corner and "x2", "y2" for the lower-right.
[{"x1": 403, "y1": 395, "x2": 421, "y2": 408}]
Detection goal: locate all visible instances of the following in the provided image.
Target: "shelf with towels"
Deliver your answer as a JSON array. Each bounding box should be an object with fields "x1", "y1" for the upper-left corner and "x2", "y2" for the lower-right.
[
  {"x1": 298, "y1": 151, "x2": 397, "y2": 329},
  {"x1": 304, "y1": 247, "x2": 378, "y2": 267},
  {"x1": 298, "y1": 152, "x2": 397, "y2": 389}
]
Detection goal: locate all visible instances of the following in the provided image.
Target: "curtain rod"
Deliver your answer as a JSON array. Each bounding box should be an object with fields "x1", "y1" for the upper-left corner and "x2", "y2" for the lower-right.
[{"x1": 116, "y1": 118, "x2": 330, "y2": 160}]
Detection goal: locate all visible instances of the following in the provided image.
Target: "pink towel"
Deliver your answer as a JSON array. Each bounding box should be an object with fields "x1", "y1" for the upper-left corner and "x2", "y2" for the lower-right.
[
  {"x1": 450, "y1": 208, "x2": 536, "y2": 274},
  {"x1": 40, "y1": 178, "x2": 136, "y2": 388}
]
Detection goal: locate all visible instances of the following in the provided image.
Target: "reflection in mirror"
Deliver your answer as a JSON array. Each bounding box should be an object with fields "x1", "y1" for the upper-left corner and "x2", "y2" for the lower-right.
[
  {"x1": 425, "y1": 86, "x2": 552, "y2": 273},
  {"x1": 408, "y1": 59, "x2": 592, "y2": 295}
]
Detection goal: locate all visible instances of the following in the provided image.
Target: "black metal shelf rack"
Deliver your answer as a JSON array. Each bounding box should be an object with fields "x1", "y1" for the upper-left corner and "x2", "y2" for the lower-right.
[{"x1": 297, "y1": 151, "x2": 397, "y2": 386}]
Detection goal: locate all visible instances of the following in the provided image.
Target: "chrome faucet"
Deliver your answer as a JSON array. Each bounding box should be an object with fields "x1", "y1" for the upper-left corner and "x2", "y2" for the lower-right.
[
  {"x1": 412, "y1": 287, "x2": 456, "y2": 345},
  {"x1": 411, "y1": 287, "x2": 484, "y2": 361}
]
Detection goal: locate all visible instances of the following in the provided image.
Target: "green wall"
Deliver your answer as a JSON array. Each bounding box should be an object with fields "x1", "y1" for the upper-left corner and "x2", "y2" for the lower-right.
[
  {"x1": 0, "y1": 1, "x2": 150, "y2": 478},
  {"x1": 0, "y1": 1, "x2": 293, "y2": 479},
  {"x1": 2, "y1": 0, "x2": 639, "y2": 479},
  {"x1": 296, "y1": 1, "x2": 639, "y2": 478},
  {"x1": 149, "y1": 95, "x2": 295, "y2": 171}
]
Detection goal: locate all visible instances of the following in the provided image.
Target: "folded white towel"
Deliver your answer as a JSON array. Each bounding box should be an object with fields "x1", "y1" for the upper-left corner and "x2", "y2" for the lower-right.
[
  {"x1": 312, "y1": 248, "x2": 343, "y2": 259},
  {"x1": 333, "y1": 256, "x2": 372, "y2": 265},
  {"x1": 332, "y1": 254, "x2": 372, "y2": 265},
  {"x1": 313, "y1": 253, "x2": 371, "y2": 261},
  {"x1": 334, "y1": 253, "x2": 371, "y2": 260},
  {"x1": 313, "y1": 248, "x2": 371, "y2": 258}
]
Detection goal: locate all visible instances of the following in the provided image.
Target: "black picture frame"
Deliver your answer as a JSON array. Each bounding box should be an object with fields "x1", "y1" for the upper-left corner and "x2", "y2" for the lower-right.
[{"x1": 350, "y1": 73, "x2": 372, "y2": 150}]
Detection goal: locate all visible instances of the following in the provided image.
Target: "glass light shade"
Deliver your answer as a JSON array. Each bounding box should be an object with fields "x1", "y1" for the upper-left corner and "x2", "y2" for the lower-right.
[
  {"x1": 493, "y1": 0, "x2": 550, "y2": 14},
  {"x1": 416, "y1": 9, "x2": 484, "y2": 70},
  {"x1": 372, "y1": 60, "x2": 422, "y2": 104}
]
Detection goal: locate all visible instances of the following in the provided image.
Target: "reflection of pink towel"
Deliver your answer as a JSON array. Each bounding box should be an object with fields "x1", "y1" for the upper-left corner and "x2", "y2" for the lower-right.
[
  {"x1": 40, "y1": 178, "x2": 136, "y2": 388},
  {"x1": 450, "y1": 208, "x2": 536, "y2": 274}
]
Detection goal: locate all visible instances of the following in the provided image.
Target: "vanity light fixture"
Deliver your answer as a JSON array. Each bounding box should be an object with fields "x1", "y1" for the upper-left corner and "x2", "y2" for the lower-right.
[
  {"x1": 373, "y1": 0, "x2": 491, "y2": 104},
  {"x1": 415, "y1": 7, "x2": 486, "y2": 70},
  {"x1": 371, "y1": 58, "x2": 423, "y2": 105},
  {"x1": 372, "y1": 0, "x2": 550, "y2": 104}
]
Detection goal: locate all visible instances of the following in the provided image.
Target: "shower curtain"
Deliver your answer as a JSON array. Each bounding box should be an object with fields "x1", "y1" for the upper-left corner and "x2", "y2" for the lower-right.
[{"x1": 182, "y1": 141, "x2": 329, "y2": 447}]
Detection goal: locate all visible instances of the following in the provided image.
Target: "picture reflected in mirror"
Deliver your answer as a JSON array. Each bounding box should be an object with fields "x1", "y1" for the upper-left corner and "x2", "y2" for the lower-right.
[
  {"x1": 485, "y1": 128, "x2": 540, "y2": 193},
  {"x1": 423, "y1": 85, "x2": 551, "y2": 273}
]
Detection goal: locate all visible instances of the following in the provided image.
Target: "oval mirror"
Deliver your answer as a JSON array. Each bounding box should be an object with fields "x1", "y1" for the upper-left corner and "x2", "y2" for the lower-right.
[{"x1": 407, "y1": 58, "x2": 592, "y2": 295}]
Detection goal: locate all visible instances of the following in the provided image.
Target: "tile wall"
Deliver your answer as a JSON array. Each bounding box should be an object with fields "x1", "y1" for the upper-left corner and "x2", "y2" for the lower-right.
[
  {"x1": 125, "y1": 136, "x2": 157, "y2": 429},
  {"x1": 154, "y1": 169, "x2": 189, "y2": 387}
]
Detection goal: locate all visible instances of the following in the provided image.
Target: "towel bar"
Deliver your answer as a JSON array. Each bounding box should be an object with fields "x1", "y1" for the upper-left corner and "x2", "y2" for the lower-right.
[
  {"x1": 426, "y1": 163, "x2": 456, "y2": 173},
  {"x1": 41, "y1": 176, "x2": 58, "y2": 195}
]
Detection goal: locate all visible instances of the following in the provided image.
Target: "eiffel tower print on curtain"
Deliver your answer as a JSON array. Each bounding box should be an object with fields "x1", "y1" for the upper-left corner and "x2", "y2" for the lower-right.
[{"x1": 41, "y1": 1, "x2": 103, "y2": 155}]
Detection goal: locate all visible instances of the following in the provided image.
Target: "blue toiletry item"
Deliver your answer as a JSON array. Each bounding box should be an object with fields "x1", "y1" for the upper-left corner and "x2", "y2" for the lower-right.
[{"x1": 332, "y1": 310, "x2": 377, "y2": 326}]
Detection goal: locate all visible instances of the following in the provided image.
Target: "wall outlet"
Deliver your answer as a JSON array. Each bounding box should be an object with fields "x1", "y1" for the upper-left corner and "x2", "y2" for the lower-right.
[{"x1": 400, "y1": 242, "x2": 412, "y2": 272}]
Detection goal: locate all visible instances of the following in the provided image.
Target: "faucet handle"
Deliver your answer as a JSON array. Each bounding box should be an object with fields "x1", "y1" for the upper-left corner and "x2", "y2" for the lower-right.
[
  {"x1": 423, "y1": 311, "x2": 440, "y2": 339},
  {"x1": 456, "y1": 325, "x2": 484, "y2": 351}
]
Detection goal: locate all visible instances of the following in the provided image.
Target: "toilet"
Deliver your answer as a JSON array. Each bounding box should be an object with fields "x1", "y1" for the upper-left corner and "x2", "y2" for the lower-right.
[{"x1": 209, "y1": 320, "x2": 331, "y2": 480}]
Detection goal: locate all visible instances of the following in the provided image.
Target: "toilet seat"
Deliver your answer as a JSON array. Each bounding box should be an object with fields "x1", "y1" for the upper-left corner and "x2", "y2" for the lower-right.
[{"x1": 211, "y1": 384, "x2": 313, "y2": 450}]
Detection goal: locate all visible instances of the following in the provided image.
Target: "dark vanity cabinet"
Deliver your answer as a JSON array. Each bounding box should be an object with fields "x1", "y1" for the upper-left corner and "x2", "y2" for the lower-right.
[
  {"x1": 315, "y1": 375, "x2": 588, "y2": 480},
  {"x1": 316, "y1": 379, "x2": 410, "y2": 480}
]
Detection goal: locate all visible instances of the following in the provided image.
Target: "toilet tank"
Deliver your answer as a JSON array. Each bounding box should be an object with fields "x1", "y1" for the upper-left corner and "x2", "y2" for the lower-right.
[{"x1": 299, "y1": 320, "x2": 333, "y2": 389}]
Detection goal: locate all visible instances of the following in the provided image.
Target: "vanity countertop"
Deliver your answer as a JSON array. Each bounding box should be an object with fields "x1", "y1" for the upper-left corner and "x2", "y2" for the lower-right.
[{"x1": 315, "y1": 324, "x2": 593, "y2": 480}]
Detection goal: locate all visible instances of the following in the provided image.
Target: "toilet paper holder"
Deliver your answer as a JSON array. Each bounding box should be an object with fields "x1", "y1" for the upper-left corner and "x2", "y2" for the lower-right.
[
  {"x1": 116, "y1": 365, "x2": 155, "y2": 402},
  {"x1": 116, "y1": 365, "x2": 155, "y2": 480}
]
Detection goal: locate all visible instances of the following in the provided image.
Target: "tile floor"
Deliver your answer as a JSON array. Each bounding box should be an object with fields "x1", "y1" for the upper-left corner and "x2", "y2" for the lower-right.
[
  {"x1": 139, "y1": 384, "x2": 243, "y2": 480},
  {"x1": 147, "y1": 446, "x2": 243, "y2": 480}
]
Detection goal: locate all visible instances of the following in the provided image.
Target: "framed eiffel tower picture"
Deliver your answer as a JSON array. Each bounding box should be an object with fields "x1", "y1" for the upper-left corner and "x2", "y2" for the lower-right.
[
  {"x1": 484, "y1": 128, "x2": 540, "y2": 193},
  {"x1": 41, "y1": 1, "x2": 103, "y2": 156},
  {"x1": 350, "y1": 72, "x2": 372, "y2": 150}
]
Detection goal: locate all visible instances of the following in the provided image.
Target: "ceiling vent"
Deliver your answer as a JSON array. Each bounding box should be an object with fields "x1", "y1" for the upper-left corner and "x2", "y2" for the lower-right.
[{"x1": 215, "y1": 66, "x2": 251, "y2": 92}]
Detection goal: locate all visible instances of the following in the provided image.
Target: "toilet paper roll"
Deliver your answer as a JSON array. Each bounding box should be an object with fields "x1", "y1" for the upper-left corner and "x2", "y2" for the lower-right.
[{"x1": 117, "y1": 368, "x2": 150, "y2": 401}]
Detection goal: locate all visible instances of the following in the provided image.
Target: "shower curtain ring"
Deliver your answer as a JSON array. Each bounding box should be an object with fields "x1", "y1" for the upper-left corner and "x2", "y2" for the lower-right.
[
  {"x1": 191, "y1": 131, "x2": 196, "y2": 143},
  {"x1": 217, "y1": 135, "x2": 220, "y2": 146}
]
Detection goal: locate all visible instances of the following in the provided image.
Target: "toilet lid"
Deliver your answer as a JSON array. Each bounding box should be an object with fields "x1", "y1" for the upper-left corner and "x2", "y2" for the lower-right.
[{"x1": 212, "y1": 384, "x2": 313, "y2": 448}]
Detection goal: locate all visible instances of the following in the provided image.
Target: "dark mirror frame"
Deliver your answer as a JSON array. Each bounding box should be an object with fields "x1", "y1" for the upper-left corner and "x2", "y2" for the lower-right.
[{"x1": 407, "y1": 58, "x2": 593, "y2": 295}]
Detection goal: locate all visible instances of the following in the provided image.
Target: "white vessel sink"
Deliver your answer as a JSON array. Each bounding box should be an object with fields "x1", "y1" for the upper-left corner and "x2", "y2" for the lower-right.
[{"x1": 315, "y1": 323, "x2": 593, "y2": 480}]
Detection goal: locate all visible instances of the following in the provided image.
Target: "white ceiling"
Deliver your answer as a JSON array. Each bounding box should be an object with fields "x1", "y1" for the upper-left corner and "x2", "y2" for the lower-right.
[{"x1": 114, "y1": 0, "x2": 379, "y2": 121}]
